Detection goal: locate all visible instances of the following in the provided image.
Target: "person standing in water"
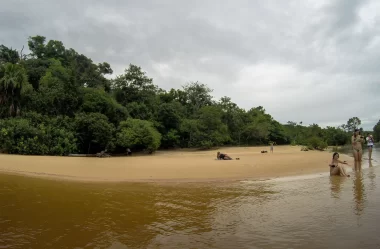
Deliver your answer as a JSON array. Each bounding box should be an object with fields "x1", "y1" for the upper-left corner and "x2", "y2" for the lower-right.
[
  {"x1": 352, "y1": 129, "x2": 364, "y2": 170},
  {"x1": 329, "y1": 152, "x2": 350, "y2": 177},
  {"x1": 366, "y1": 134, "x2": 374, "y2": 160}
]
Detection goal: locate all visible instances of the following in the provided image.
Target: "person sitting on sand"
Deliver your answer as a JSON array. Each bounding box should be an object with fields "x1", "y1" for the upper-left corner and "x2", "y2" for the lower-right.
[
  {"x1": 217, "y1": 152, "x2": 233, "y2": 160},
  {"x1": 329, "y1": 152, "x2": 350, "y2": 177}
]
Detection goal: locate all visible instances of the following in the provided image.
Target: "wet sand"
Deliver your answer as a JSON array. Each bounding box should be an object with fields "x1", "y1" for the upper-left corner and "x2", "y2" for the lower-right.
[{"x1": 0, "y1": 145, "x2": 352, "y2": 182}]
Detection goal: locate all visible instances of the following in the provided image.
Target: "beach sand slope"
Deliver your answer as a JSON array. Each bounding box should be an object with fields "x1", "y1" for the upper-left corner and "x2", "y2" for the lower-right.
[{"x1": 0, "y1": 146, "x2": 352, "y2": 182}]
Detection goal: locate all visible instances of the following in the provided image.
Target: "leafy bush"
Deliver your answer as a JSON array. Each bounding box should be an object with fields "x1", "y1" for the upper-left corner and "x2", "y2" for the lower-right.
[
  {"x1": 116, "y1": 119, "x2": 161, "y2": 153},
  {"x1": 0, "y1": 117, "x2": 77, "y2": 155},
  {"x1": 80, "y1": 87, "x2": 128, "y2": 124},
  {"x1": 307, "y1": 136, "x2": 328, "y2": 151},
  {"x1": 74, "y1": 113, "x2": 115, "y2": 154}
]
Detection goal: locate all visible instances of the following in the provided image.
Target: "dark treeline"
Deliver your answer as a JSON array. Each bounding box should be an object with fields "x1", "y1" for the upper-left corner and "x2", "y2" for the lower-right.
[{"x1": 0, "y1": 36, "x2": 379, "y2": 155}]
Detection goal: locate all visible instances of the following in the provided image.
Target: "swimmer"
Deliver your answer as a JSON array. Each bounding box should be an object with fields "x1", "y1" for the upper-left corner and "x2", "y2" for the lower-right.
[
  {"x1": 329, "y1": 152, "x2": 350, "y2": 177},
  {"x1": 352, "y1": 129, "x2": 364, "y2": 171}
]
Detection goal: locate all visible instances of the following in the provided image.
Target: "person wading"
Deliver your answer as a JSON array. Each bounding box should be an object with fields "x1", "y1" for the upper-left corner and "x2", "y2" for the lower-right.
[{"x1": 366, "y1": 134, "x2": 374, "y2": 161}]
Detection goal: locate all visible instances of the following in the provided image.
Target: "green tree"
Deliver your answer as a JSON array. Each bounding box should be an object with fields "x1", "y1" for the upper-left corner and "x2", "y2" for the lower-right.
[
  {"x1": 0, "y1": 116, "x2": 77, "y2": 155},
  {"x1": 242, "y1": 107, "x2": 272, "y2": 145},
  {"x1": 268, "y1": 120, "x2": 288, "y2": 145},
  {"x1": 373, "y1": 120, "x2": 380, "y2": 142},
  {"x1": 307, "y1": 136, "x2": 328, "y2": 151},
  {"x1": 0, "y1": 45, "x2": 20, "y2": 64},
  {"x1": 22, "y1": 58, "x2": 51, "y2": 90},
  {"x1": 74, "y1": 113, "x2": 115, "y2": 154},
  {"x1": 80, "y1": 87, "x2": 128, "y2": 124},
  {"x1": 181, "y1": 81, "x2": 214, "y2": 115},
  {"x1": 180, "y1": 106, "x2": 230, "y2": 149},
  {"x1": 28, "y1": 35, "x2": 46, "y2": 59},
  {"x1": 344, "y1": 117, "x2": 362, "y2": 132},
  {"x1": 24, "y1": 59, "x2": 80, "y2": 116},
  {"x1": 0, "y1": 63, "x2": 29, "y2": 117},
  {"x1": 116, "y1": 119, "x2": 161, "y2": 153},
  {"x1": 156, "y1": 102, "x2": 185, "y2": 148},
  {"x1": 112, "y1": 64, "x2": 158, "y2": 106},
  {"x1": 323, "y1": 126, "x2": 349, "y2": 146},
  {"x1": 218, "y1": 96, "x2": 246, "y2": 145}
]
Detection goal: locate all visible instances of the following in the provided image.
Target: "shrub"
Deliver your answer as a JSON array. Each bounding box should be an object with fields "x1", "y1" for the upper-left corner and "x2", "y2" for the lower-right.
[
  {"x1": 0, "y1": 117, "x2": 77, "y2": 155},
  {"x1": 307, "y1": 136, "x2": 328, "y2": 151},
  {"x1": 116, "y1": 119, "x2": 161, "y2": 153},
  {"x1": 74, "y1": 113, "x2": 115, "y2": 154}
]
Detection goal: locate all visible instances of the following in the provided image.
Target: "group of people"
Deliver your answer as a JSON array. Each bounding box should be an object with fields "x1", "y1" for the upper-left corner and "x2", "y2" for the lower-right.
[
  {"x1": 216, "y1": 130, "x2": 375, "y2": 178},
  {"x1": 330, "y1": 129, "x2": 375, "y2": 177}
]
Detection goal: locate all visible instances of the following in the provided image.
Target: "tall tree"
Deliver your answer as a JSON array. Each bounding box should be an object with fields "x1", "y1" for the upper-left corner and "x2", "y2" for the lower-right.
[
  {"x1": 112, "y1": 64, "x2": 157, "y2": 106},
  {"x1": 0, "y1": 63, "x2": 29, "y2": 117},
  {"x1": 373, "y1": 120, "x2": 380, "y2": 142},
  {"x1": 181, "y1": 81, "x2": 214, "y2": 115},
  {"x1": 345, "y1": 117, "x2": 361, "y2": 132},
  {"x1": 0, "y1": 45, "x2": 20, "y2": 64},
  {"x1": 28, "y1": 35, "x2": 46, "y2": 59}
]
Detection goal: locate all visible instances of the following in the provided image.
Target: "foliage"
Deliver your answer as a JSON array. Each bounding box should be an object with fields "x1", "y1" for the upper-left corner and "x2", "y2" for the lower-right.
[
  {"x1": 341, "y1": 117, "x2": 361, "y2": 132},
  {"x1": 0, "y1": 36, "x2": 377, "y2": 156},
  {"x1": 0, "y1": 63, "x2": 29, "y2": 117},
  {"x1": 80, "y1": 87, "x2": 128, "y2": 124},
  {"x1": 0, "y1": 116, "x2": 77, "y2": 155},
  {"x1": 307, "y1": 137, "x2": 328, "y2": 151},
  {"x1": 74, "y1": 113, "x2": 115, "y2": 154},
  {"x1": 373, "y1": 120, "x2": 380, "y2": 142},
  {"x1": 23, "y1": 59, "x2": 80, "y2": 116},
  {"x1": 116, "y1": 119, "x2": 161, "y2": 152},
  {"x1": 0, "y1": 45, "x2": 20, "y2": 64}
]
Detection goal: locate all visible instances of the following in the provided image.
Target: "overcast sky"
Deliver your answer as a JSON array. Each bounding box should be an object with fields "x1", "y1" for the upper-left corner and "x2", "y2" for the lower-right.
[{"x1": 1, "y1": 0, "x2": 379, "y2": 130}]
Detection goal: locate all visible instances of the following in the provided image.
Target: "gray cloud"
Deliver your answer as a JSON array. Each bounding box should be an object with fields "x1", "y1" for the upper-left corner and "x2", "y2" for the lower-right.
[{"x1": 1, "y1": 0, "x2": 379, "y2": 130}]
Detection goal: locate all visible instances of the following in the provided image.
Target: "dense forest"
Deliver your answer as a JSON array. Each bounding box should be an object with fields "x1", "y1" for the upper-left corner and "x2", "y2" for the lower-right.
[{"x1": 0, "y1": 36, "x2": 379, "y2": 156}]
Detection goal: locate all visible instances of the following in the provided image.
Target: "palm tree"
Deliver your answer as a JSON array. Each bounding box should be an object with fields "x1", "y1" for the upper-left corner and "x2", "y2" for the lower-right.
[{"x1": 0, "y1": 63, "x2": 28, "y2": 117}]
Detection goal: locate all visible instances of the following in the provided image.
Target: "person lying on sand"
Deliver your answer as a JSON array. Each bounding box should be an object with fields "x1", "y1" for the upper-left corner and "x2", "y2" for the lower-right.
[
  {"x1": 217, "y1": 152, "x2": 233, "y2": 160},
  {"x1": 329, "y1": 152, "x2": 350, "y2": 177},
  {"x1": 216, "y1": 152, "x2": 240, "y2": 160}
]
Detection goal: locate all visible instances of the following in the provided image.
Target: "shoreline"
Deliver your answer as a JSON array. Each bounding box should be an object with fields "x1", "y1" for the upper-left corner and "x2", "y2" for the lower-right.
[{"x1": 0, "y1": 145, "x2": 353, "y2": 183}]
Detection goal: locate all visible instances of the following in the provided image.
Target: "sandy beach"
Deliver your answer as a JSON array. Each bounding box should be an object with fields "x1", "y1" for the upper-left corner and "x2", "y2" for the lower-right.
[{"x1": 0, "y1": 145, "x2": 352, "y2": 182}]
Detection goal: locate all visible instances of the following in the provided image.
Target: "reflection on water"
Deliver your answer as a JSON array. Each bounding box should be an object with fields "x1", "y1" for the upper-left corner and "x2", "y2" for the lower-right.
[
  {"x1": 353, "y1": 172, "x2": 366, "y2": 216},
  {"x1": 329, "y1": 176, "x2": 345, "y2": 199},
  {"x1": 0, "y1": 148, "x2": 379, "y2": 249}
]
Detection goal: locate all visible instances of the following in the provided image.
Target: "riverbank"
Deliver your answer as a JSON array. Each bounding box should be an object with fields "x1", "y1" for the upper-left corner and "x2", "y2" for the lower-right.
[{"x1": 0, "y1": 145, "x2": 352, "y2": 182}]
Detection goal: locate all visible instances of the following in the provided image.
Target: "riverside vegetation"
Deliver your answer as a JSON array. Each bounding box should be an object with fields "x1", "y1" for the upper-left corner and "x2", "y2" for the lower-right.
[{"x1": 0, "y1": 36, "x2": 379, "y2": 156}]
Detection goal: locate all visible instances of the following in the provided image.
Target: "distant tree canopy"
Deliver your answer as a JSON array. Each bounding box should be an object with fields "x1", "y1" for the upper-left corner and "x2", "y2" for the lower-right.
[
  {"x1": 373, "y1": 120, "x2": 380, "y2": 142},
  {"x1": 0, "y1": 35, "x2": 377, "y2": 155}
]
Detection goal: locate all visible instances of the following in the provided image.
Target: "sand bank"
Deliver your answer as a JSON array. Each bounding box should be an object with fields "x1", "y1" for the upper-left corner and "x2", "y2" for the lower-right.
[{"x1": 0, "y1": 146, "x2": 352, "y2": 182}]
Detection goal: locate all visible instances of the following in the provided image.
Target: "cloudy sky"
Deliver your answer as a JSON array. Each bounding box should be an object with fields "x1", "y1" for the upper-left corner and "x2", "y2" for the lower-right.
[{"x1": 1, "y1": 0, "x2": 379, "y2": 130}]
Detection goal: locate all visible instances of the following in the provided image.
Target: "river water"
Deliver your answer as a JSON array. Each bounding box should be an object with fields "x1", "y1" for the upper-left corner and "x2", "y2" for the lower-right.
[{"x1": 1, "y1": 148, "x2": 379, "y2": 249}]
